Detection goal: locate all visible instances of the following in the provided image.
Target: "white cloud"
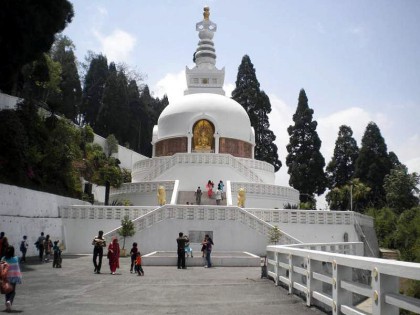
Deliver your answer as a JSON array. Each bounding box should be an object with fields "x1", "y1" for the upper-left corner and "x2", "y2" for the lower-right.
[
  {"x1": 93, "y1": 29, "x2": 136, "y2": 63},
  {"x1": 317, "y1": 107, "x2": 373, "y2": 161},
  {"x1": 154, "y1": 70, "x2": 187, "y2": 103}
]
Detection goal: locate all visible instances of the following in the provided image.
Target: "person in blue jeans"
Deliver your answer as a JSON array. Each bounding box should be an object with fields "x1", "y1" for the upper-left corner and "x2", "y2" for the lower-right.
[{"x1": 203, "y1": 234, "x2": 214, "y2": 268}]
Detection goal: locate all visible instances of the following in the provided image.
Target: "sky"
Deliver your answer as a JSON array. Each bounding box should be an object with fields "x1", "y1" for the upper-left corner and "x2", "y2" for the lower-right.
[{"x1": 63, "y1": 1, "x2": 420, "y2": 208}]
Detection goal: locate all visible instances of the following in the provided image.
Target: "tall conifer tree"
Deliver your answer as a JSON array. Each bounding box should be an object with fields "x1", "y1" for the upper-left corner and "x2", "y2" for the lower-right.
[
  {"x1": 232, "y1": 55, "x2": 281, "y2": 171},
  {"x1": 81, "y1": 54, "x2": 108, "y2": 128},
  {"x1": 326, "y1": 125, "x2": 359, "y2": 189},
  {"x1": 50, "y1": 35, "x2": 82, "y2": 123},
  {"x1": 286, "y1": 89, "x2": 327, "y2": 205},
  {"x1": 354, "y1": 122, "x2": 392, "y2": 208}
]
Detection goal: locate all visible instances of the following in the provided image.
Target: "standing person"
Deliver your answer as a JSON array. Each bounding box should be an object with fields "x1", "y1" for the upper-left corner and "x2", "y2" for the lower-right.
[
  {"x1": 1, "y1": 246, "x2": 23, "y2": 312},
  {"x1": 215, "y1": 189, "x2": 222, "y2": 205},
  {"x1": 135, "y1": 252, "x2": 144, "y2": 276},
  {"x1": 0, "y1": 237, "x2": 9, "y2": 259},
  {"x1": 200, "y1": 236, "x2": 207, "y2": 266},
  {"x1": 43, "y1": 235, "x2": 53, "y2": 262},
  {"x1": 36, "y1": 232, "x2": 46, "y2": 262},
  {"x1": 0, "y1": 232, "x2": 5, "y2": 258},
  {"x1": 195, "y1": 186, "x2": 202, "y2": 205},
  {"x1": 218, "y1": 180, "x2": 224, "y2": 199},
  {"x1": 206, "y1": 180, "x2": 214, "y2": 198},
  {"x1": 176, "y1": 232, "x2": 188, "y2": 269},
  {"x1": 52, "y1": 241, "x2": 62, "y2": 268},
  {"x1": 203, "y1": 234, "x2": 214, "y2": 268},
  {"x1": 129, "y1": 242, "x2": 138, "y2": 273},
  {"x1": 19, "y1": 236, "x2": 28, "y2": 263},
  {"x1": 107, "y1": 238, "x2": 120, "y2": 275},
  {"x1": 92, "y1": 230, "x2": 106, "y2": 274}
]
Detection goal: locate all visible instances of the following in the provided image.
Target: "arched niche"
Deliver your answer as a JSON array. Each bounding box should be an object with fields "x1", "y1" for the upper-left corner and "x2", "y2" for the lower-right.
[{"x1": 192, "y1": 119, "x2": 215, "y2": 153}]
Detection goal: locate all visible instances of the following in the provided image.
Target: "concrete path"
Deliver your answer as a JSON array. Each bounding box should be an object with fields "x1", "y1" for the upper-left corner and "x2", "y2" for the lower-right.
[{"x1": 7, "y1": 255, "x2": 326, "y2": 315}]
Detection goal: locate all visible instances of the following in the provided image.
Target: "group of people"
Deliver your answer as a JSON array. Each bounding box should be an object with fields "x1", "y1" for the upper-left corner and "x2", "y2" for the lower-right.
[
  {"x1": 35, "y1": 232, "x2": 62, "y2": 267},
  {"x1": 92, "y1": 230, "x2": 144, "y2": 276},
  {"x1": 0, "y1": 232, "x2": 23, "y2": 312},
  {"x1": 195, "y1": 180, "x2": 224, "y2": 205},
  {"x1": 176, "y1": 232, "x2": 214, "y2": 269}
]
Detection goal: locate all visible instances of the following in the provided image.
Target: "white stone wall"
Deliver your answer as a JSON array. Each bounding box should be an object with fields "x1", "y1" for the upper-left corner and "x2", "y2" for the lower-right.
[
  {"x1": 0, "y1": 183, "x2": 89, "y2": 255},
  {"x1": 93, "y1": 134, "x2": 148, "y2": 170},
  {"x1": 0, "y1": 93, "x2": 20, "y2": 110}
]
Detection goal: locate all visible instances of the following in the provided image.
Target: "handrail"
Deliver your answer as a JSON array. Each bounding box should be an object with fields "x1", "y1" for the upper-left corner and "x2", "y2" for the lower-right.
[
  {"x1": 266, "y1": 244, "x2": 420, "y2": 315},
  {"x1": 102, "y1": 205, "x2": 302, "y2": 245},
  {"x1": 132, "y1": 153, "x2": 265, "y2": 183}
]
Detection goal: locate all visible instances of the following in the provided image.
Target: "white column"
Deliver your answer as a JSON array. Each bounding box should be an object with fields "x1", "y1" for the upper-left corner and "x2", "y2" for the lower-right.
[
  {"x1": 214, "y1": 133, "x2": 220, "y2": 153},
  {"x1": 187, "y1": 133, "x2": 193, "y2": 153}
]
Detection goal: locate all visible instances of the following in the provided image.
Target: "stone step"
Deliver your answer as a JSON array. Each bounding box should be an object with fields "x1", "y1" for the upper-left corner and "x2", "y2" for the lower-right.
[{"x1": 177, "y1": 190, "x2": 226, "y2": 206}]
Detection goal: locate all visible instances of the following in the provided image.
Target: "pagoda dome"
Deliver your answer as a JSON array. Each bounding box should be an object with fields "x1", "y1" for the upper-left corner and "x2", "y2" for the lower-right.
[{"x1": 157, "y1": 93, "x2": 253, "y2": 143}]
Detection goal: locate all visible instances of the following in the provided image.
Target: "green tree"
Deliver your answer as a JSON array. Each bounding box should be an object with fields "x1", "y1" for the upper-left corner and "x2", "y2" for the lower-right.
[
  {"x1": 388, "y1": 151, "x2": 402, "y2": 169},
  {"x1": 0, "y1": 0, "x2": 74, "y2": 94},
  {"x1": 0, "y1": 110, "x2": 29, "y2": 185},
  {"x1": 384, "y1": 165, "x2": 419, "y2": 214},
  {"x1": 19, "y1": 53, "x2": 62, "y2": 104},
  {"x1": 326, "y1": 125, "x2": 359, "y2": 189},
  {"x1": 327, "y1": 178, "x2": 371, "y2": 211},
  {"x1": 268, "y1": 226, "x2": 282, "y2": 244},
  {"x1": 81, "y1": 53, "x2": 109, "y2": 128},
  {"x1": 118, "y1": 215, "x2": 136, "y2": 250},
  {"x1": 394, "y1": 207, "x2": 420, "y2": 262},
  {"x1": 366, "y1": 207, "x2": 397, "y2": 248},
  {"x1": 286, "y1": 89, "x2": 327, "y2": 206},
  {"x1": 137, "y1": 86, "x2": 168, "y2": 157},
  {"x1": 106, "y1": 134, "x2": 119, "y2": 158},
  {"x1": 49, "y1": 35, "x2": 82, "y2": 122},
  {"x1": 354, "y1": 122, "x2": 392, "y2": 208},
  {"x1": 232, "y1": 55, "x2": 281, "y2": 171}
]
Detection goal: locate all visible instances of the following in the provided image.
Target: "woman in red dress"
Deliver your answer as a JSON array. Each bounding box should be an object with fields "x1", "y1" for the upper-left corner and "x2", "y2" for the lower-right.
[
  {"x1": 206, "y1": 180, "x2": 214, "y2": 198},
  {"x1": 107, "y1": 238, "x2": 120, "y2": 275}
]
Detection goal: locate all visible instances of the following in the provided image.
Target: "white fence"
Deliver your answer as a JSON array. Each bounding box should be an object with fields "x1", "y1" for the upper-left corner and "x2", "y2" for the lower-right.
[
  {"x1": 267, "y1": 243, "x2": 420, "y2": 315},
  {"x1": 102, "y1": 204, "x2": 301, "y2": 245}
]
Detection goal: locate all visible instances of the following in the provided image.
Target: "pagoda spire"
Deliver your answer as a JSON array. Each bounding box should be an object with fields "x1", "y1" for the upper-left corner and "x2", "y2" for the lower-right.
[
  {"x1": 185, "y1": 7, "x2": 225, "y2": 96},
  {"x1": 194, "y1": 6, "x2": 217, "y2": 67}
]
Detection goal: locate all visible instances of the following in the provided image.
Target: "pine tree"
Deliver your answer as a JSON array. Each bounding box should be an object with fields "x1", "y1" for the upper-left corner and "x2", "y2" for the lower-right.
[
  {"x1": 232, "y1": 55, "x2": 281, "y2": 171},
  {"x1": 326, "y1": 125, "x2": 359, "y2": 189},
  {"x1": 286, "y1": 89, "x2": 327, "y2": 206},
  {"x1": 354, "y1": 122, "x2": 392, "y2": 208},
  {"x1": 81, "y1": 54, "x2": 108, "y2": 128},
  {"x1": 50, "y1": 35, "x2": 82, "y2": 123}
]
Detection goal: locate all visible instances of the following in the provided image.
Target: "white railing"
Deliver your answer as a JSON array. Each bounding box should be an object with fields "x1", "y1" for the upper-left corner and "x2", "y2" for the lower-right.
[
  {"x1": 230, "y1": 182, "x2": 299, "y2": 204},
  {"x1": 103, "y1": 205, "x2": 301, "y2": 245},
  {"x1": 110, "y1": 180, "x2": 176, "y2": 195},
  {"x1": 131, "y1": 153, "x2": 265, "y2": 183},
  {"x1": 246, "y1": 209, "x2": 373, "y2": 226},
  {"x1": 59, "y1": 205, "x2": 157, "y2": 220},
  {"x1": 235, "y1": 157, "x2": 274, "y2": 172},
  {"x1": 266, "y1": 243, "x2": 420, "y2": 315}
]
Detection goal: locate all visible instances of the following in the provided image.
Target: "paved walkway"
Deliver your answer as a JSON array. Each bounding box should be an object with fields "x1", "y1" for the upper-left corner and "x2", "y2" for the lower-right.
[{"x1": 6, "y1": 255, "x2": 326, "y2": 315}]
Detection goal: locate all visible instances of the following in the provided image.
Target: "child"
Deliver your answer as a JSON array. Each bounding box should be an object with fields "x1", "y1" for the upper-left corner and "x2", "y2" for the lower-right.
[
  {"x1": 184, "y1": 235, "x2": 193, "y2": 258},
  {"x1": 52, "y1": 240, "x2": 62, "y2": 268},
  {"x1": 135, "y1": 252, "x2": 144, "y2": 276},
  {"x1": 129, "y1": 242, "x2": 138, "y2": 273},
  {"x1": 19, "y1": 235, "x2": 28, "y2": 263}
]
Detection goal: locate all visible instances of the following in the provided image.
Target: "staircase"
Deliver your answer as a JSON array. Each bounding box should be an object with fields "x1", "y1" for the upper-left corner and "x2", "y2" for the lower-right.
[{"x1": 177, "y1": 190, "x2": 227, "y2": 206}]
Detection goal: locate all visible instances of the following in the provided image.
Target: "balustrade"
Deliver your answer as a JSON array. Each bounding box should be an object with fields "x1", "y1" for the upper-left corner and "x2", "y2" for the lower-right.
[{"x1": 266, "y1": 243, "x2": 420, "y2": 315}]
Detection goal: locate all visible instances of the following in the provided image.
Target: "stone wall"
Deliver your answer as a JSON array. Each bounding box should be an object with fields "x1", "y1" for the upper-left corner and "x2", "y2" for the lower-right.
[{"x1": 0, "y1": 183, "x2": 88, "y2": 256}]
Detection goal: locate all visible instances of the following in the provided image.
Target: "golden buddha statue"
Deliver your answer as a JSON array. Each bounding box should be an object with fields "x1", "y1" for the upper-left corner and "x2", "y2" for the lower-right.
[{"x1": 193, "y1": 120, "x2": 213, "y2": 151}]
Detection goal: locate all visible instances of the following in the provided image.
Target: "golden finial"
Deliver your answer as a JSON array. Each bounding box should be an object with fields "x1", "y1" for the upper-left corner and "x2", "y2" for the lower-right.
[{"x1": 203, "y1": 6, "x2": 210, "y2": 20}]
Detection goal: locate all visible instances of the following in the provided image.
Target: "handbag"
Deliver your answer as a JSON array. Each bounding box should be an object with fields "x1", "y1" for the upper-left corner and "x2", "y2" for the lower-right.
[
  {"x1": 0, "y1": 262, "x2": 13, "y2": 294},
  {"x1": 0, "y1": 281, "x2": 13, "y2": 294}
]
